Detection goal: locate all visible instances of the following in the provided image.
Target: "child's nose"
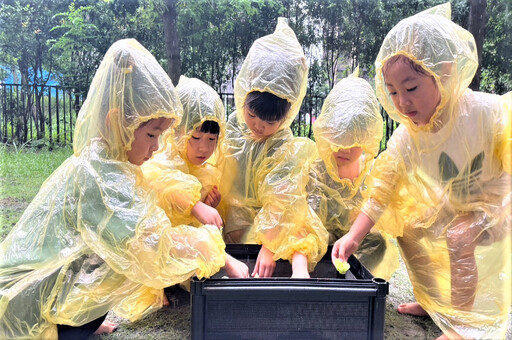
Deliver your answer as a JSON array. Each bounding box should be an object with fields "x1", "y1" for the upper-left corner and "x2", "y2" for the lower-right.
[
  {"x1": 150, "y1": 139, "x2": 159, "y2": 152},
  {"x1": 198, "y1": 141, "x2": 207, "y2": 151},
  {"x1": 256, "y1": 121, "x2": 265, "y2": 132},
  {"x1": 398, "y1": 93, "x2": 411, "y2": 107}
]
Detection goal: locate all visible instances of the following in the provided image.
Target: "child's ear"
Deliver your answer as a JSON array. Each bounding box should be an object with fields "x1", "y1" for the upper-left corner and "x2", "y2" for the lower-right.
[
  {"x1": 105, "y1": 108, "x2": 120, "y2": 127},
  {"x1": 105, "y1": 108, "x2": 125, "y2": 150},
  {"x1": 438, "y1": 62, "x2": 453, "y2": 86}
]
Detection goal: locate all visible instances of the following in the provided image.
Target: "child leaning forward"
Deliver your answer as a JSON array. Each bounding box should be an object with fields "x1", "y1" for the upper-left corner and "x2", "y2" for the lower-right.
[
  {"x1": 219, "y1": 17, "x2": 329, "y2": 278},
  {"x1": 307, "y1": 70, "x2": 399, "y2": 281},
  {"x1": 332, "y1": 4, "x2": 511, "y2": 339},
  {"x1": 0, "y1": 39, "x2": 231, "y2": 340}
]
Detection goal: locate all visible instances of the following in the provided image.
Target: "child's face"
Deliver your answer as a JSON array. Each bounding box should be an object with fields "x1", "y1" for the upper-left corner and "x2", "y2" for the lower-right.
[
  {"x1": 333, "y1": 146, "x2": 363, "y2": 168},
  {"x1": 127, "y1": 117, "x2": 173, "y2": 165},
  {"x1": 244, "y1": 107, "x2": 282, "y2": 139},
  {"x1": 384, "y1": 58, "x2": 441, "y2": 126},
  {"x1": 186, "y1": 128, "x2": 218, "y2": 165}
]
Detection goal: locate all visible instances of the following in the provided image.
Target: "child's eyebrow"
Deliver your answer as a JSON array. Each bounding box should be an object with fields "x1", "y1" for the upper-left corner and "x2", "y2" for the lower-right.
[{"x1": 385, "y1": 75, "x2": 417, "y2": 87}]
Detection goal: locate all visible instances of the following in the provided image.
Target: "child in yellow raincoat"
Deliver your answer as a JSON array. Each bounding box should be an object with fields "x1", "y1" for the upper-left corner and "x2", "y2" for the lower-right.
[
  {"x1": 332, "y1": 4, "x2": 511, "y2": 339},
  {"x1": 307, "y1": 71, "x2": 399, "y2": 280},
  {"x1": 0, "y1": 39, "x2": 231, "y2": 340},
  {"x1": 142, "y1": 75, "x2": 249, "y2": 278},
  {"x1": 219, "y1": 18, "x2": 329, "y2": 278}
]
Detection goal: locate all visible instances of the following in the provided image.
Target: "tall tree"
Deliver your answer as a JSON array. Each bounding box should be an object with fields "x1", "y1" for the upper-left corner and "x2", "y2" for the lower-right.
[
  {"x1": 0, "y1": 0, "x2": 66, "y2": 141},
  {"x1": 468, "y1": 0, "x2": 487, "y2": 90},
  {"x1": 162, "y1": 0, "x2": 180, "y2": 85}
]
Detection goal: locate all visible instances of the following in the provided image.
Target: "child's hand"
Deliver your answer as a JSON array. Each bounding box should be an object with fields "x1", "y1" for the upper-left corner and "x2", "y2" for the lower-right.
[
  {"x1": 252, "y1": 245, "x2": 276, "y2": 278},
  {"x1": 191, "y1": 201, "x2": 223, "y2": 229},
  {"x1": 331, "y1": 233, "x2": 359, "y2": 265},
  {"x1": 223, "y1": 254, "x2": 249, "y2": 278},
  {"x1": 291, "y1": 251, "x2": 310, "y2": 278},
  {"x1": 204, "y1": 186, "x2": 221, "y2": 208}
]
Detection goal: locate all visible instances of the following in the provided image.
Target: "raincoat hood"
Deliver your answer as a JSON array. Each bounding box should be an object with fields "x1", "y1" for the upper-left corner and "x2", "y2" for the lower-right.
[
  {"x1": 0, "y1": 39, "x2": 226, "y2": 340},
  {"x1": 375, "y1": 2, "x2": 478, "y2": 134},
  {"x1": 174, "y1": 75, "x2": 226, "y2": 166},
  {"x1": 73, "y1": 38, "x2": 182, "y2": 161},
  {"x1": 234, "y1": 17, "x2": 308, "y2": 130},
  {"x1": 313, "y1": 70, "x2": 383, "y2": 193}
]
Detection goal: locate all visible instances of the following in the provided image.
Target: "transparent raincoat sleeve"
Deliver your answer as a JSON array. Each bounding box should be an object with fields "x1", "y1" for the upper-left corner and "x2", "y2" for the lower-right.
[
  {"x1": 248, "y1": 138, "x2": 329, "y2": 268},
  {"x1": 142, "y1": 151, "x2": 203, "y2": 218}
]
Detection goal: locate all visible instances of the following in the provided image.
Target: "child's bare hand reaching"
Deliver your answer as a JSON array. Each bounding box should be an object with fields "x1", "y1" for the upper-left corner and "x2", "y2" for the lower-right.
[
  {"x1": 223, "y1": 254, "x2": 249, "y2": 278},
  {"x1": 204, "y1": 186, "x2": 221, "y2": 208},
  {"x1": 331, "y1": 233, "x2": 359, "y2": 265},
  {"x1": 191, "y1": 201, "x2": 223, "y2": 229},
  {"x1": 252, "y1": 245, "x2": 276, "y2": 278}
]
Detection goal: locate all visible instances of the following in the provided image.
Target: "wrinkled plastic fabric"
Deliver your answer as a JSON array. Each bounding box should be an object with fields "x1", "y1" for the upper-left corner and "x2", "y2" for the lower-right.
[
  {"x1": 0, "y1": 39, "x2": 226, "y2": 339},
  {"x1": 219, "y1": 18, "x2": 328, "y2": 269},
  {"x1": 142, "y1": 76, "x2": 226, "y2": 226},
  {"x1": 307, "y1": 73, "x2": 399, "y2": 280},
  {"x1": 234, "y1": 17, "x2": 309, "y2": 133},
  {"x1": 365, "y1": 4, "x2": 512, "y2": 338}
]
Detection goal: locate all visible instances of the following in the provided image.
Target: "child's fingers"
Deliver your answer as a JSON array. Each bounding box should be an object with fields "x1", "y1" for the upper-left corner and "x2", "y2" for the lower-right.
[
  {"x1": 331, "y1": 243, "x2": 345, "y2": 263},
  {"x1": 252, "y1": 260, "x2": 260, "y2": 277},
  {"x1": 263, "y1": 265, "x2": 273, "y2": 278}
]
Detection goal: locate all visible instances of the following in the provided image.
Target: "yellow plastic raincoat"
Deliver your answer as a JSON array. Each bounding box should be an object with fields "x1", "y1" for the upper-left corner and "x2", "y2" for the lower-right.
[
  {"x1": 0, "y1": 39, "x2": 225, "y2": 339},
  {"x1": 367, "y1": 3, "x2": 511, "y2": 338},
  {"x1": 307, "y1": 72, "x2": 399, "y2": 280},
  {"x1": 219, "y1": 17, "x2": 328, "y2": 269},
  {"x1": 142, "y1": 76, "x2": 226, "y2": 226}
]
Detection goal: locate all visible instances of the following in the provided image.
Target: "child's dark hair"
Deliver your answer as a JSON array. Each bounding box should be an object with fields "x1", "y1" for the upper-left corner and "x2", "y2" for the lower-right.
[
  {"x1": 244, "y1": 91, "x2": 291, "y2": 122},
  {"x1": 199, "y1": 120, "x2": 220, "y2": 135},
  {"x1": 383, "y1": 54, "x2": 431, "y2": 77}
]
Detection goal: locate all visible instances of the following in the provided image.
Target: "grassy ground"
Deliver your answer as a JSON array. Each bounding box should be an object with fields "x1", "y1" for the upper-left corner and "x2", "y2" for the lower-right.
[
  {"x1": 0, "y1": 146, "x2": 509, "y2": 339},
  {"x1": 0, "y1": 144, "x2": 73, "y2": 240}
]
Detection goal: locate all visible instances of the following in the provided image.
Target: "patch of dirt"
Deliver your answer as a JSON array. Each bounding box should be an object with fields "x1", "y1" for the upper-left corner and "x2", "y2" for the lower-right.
[
  {"x1": 0, "y1": 197, "x2": 29, "y2": 240},
  {"x1": 0, "y1": 197, "x2": 28, "y2": 211}
]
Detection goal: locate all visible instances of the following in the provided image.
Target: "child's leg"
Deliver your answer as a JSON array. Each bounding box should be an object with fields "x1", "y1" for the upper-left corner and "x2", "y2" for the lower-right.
[
  {"x1": 396, "y1": 227, "x2": 440, "y2": 316},
  {"x1": 397, "y1": 227, "x2": 441, "y2": 299},
  {"x1": 57, "y1": 313, "x2": 113, "y2": 340},
  {"x1": 446, "y1": 214, "x2": 482, "y2": 310},
  {"x1": 93, "y1": 320, "x2": 118, "y2": 335}
]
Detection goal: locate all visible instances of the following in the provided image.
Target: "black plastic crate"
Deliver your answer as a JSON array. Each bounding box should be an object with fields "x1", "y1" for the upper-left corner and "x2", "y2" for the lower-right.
[{"x1": 190, "y1": 244, "x2": 388, "y2": 340}]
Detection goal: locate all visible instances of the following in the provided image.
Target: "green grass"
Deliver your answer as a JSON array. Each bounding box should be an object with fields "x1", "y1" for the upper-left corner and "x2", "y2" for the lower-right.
[{"x1": 0, "y1": 144, "x2": 73, "y2": 241}]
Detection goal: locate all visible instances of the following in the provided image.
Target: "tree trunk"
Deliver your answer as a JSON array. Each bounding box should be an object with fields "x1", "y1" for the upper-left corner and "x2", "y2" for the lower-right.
[
  {"x1": 468, "y1": 0, "x2": 487, "y2": 91},
  {"x1": 163, "y1": 0, "x2": 181, "y2": 86}
]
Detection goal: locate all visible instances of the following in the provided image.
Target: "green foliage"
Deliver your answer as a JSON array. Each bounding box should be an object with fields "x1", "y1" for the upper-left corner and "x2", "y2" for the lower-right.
[
  {"x1": 0, "y1": 0, "x2": 510, "y2": 148},
  {"x1": 480, "y1": 0, "x2": 512, "y2": 94},
  {"x1": 0, "y1": 0, "x2": 66, "y2": 84},
  {"x1": 176, "y1": 0, "x2": 287, "y2": 91},
  {"x1": 48, "y1": 0, "x2": 162, "y2": 96}
]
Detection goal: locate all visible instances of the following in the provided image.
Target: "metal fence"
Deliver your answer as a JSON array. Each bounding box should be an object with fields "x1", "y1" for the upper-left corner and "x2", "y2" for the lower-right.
[
  {"x1": 0, "y1": 83, "x2": 83, "y2": 147},
  {"x1": 1, "y1": 84, "x2": 395, "y2": 149}
]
